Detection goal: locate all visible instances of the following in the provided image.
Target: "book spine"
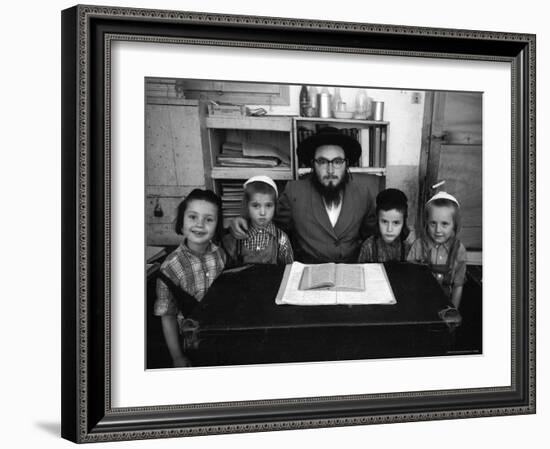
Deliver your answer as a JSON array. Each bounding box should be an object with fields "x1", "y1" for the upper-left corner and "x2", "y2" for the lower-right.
[
  {"x1": 380, "y1": 128, "x2": 387, "y2": 168},
  {"x1": 360, "y1": 128, "x2": 370, "y2": 167},
  {"x1": 373, "y1": 126, "x2": 381, "y2": 167}
]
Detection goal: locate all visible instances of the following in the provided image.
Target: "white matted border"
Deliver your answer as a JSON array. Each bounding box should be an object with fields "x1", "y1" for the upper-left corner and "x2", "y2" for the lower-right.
[{"x1": 111, "y1": 41, "x2": 511, "y2": 408}]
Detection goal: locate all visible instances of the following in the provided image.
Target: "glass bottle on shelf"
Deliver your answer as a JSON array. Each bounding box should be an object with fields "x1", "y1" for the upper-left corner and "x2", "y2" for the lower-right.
[
  {"x1": 308, "y1": 86, "x2": 318, "y2": 116},
  {"x1": 331, "y1": 87, "x2": 342, "y2": 117},
  {"x1": 299, "y1": 85, "x2": 309, "y2": 117},
  {"x1": 354, "y1": 89, "x2": 369, "y2": 120}
]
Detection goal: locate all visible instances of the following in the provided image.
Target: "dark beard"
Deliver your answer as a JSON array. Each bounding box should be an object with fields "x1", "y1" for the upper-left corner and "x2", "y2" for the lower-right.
[{"x1": 311, "y1": 170, "x2": 349, "y2": 207}]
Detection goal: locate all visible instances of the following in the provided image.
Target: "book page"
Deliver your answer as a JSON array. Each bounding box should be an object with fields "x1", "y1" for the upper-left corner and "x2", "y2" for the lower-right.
[
  {"x1": 337, "y1": 264, "x2": 396, "y2": 305},
  {"x1": 276, "y1": 263, "x2": 395, "y2": 306},
  {"x1": 299, "y1": 263, "x2": 336, "y2": 290},
  {"x1": 276, "y1": 263, "x2": 337, "y2": 305},
  {"x1": 334, "y1": 264, "x2": 365, "y2": 291}
]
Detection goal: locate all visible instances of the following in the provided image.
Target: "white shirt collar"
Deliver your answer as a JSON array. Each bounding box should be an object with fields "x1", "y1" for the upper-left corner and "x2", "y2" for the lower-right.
[{"x1": 324, "y1": 198, "x2": 342, "y2": 228}]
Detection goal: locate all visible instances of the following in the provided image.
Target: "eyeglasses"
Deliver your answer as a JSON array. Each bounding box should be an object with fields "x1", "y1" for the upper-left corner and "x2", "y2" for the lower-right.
[{"x1": 313, "y1": 157, "x2": 347, "y2": 168}]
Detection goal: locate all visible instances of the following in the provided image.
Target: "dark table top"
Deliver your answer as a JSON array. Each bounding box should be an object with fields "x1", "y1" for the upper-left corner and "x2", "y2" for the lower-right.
[{"x1": 190, "y1": 262, "x2": 452, "y2": 332}]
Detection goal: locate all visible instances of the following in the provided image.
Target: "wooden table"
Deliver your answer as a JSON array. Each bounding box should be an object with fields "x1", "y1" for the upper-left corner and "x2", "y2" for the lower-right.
[{"x1": 185, "y1": 262, "x2": 457, "y2": 367}]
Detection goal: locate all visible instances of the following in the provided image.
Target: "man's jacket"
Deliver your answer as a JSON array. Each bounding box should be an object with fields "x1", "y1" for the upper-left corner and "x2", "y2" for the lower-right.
[{"x1": 275, "y1": 175, "x2": 377, "y2": 263}]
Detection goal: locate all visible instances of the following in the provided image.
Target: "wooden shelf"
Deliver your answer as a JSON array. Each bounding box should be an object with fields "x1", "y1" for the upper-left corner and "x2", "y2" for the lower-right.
[
  {"x1": 206, "y1": 115, "x2": 293, "y2": 131},
  {"x1": 295, "y1": 117, "x2": 389, "y2": 126},
  {"x1": 146, "y1": 97, "x2": 199, "y2": 106},
  {"x1": 211, "y1": 167, "x2": 294, "y2": 180},
  {"x1": 298, "y1": 167, "x2": 386, "y2": 176},
  {"x1": 206, "y1": 115, "x2": 389, "y2": 201}
]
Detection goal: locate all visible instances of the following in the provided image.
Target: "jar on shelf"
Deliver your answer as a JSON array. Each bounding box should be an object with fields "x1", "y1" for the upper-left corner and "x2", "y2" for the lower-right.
[{"x1": 354, "y1": 89, "x2": 369, "y2": 119}]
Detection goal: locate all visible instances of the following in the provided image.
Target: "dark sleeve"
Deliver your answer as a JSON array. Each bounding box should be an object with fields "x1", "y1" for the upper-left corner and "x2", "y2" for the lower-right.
[
  {"x1": 221, "y1": 233, "x2": 239, "y2": 268},
  {"x1": 274, "y1": 183, "x2": 293, "y2": 234},
  {"x1": 359, "y1": 188, "x2": 377, "y2": 240}
]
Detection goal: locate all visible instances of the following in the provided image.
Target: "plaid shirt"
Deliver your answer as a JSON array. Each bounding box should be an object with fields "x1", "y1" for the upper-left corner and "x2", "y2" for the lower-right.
[
  {"x1": 407, "y1": 237, "x2": 467, "y2": 287},
  {"x1": 154, "y1": 241, "x2": 226, "y2": 321},
  {"x1": 357, "y1": 231, "x2": 415, "y2": 263},
  {"x1": 242, "y1": 222, "x2": 294, "y2": 264}
]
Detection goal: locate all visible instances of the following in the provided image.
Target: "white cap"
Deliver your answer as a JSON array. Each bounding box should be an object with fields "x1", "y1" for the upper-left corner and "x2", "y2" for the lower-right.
[
  {"x1": 427, "y1": 191, "x2": 460, "y2": 207},
  {"x1": 243, "y1": 175, "x2": 278, "y2": 198}
]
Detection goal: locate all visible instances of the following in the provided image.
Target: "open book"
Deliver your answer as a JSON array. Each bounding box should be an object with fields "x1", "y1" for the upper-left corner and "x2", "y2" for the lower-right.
[
  {"x1": 299, "y1": 263, "x2": 365, "y2": 291},
  {"x1": 276, "y1": 262, "x2": 396, "y2": 306}
]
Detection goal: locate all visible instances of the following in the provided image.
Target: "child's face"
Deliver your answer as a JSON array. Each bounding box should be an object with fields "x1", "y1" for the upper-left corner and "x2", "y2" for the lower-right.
[
  {"x1": 182, "y1": 200, "x2": 218, "y2": 251},
  {"x1": 247, "y1": 192, "x2": 275, "y2": 228},
  {"x1": 378, "y1": 209, "x2": 404, "y2": 243},
  {"x1": 427, "y1": 205, "x2": 455, "y2": 244}
]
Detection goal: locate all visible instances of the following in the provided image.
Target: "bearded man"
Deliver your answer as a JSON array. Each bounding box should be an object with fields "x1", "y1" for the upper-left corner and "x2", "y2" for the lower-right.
[{"x1": 229, "y1": 127, "x2": 377, "y2": 263}]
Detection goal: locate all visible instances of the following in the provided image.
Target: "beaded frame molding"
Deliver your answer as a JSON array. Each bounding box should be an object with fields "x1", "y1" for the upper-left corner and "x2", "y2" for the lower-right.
[{"x1": 61, "y1": 4, "x2": 536, "y2": 443}]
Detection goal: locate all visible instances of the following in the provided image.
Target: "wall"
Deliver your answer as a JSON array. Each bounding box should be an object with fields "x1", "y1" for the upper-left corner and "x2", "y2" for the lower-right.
[{"x1": 1, "y1": 1, "x2": 546, "y2": 449}]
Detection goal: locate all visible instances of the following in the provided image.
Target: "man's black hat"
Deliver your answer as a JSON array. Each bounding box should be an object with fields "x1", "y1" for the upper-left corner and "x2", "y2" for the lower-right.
[{"x1": 297, "y1": 126, "x2": 362, "y2": 166}]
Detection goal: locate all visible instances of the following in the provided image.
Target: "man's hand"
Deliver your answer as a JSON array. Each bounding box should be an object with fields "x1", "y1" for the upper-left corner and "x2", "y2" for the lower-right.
[{"x1": 228, "y1": 216, "x2": 249, "y2": 239}]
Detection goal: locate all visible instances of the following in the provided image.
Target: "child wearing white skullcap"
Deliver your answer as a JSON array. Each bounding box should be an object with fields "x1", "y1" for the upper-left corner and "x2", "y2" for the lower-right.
[
  {"x1": 243, "y1": 175, "x2": 279, "y2": 197},
  {"x1": 407, "y1": 191, "x2": 467, "y2": 308},
  {"x1": 222, "y1": 176, "x2": 293, "y2": 266}
]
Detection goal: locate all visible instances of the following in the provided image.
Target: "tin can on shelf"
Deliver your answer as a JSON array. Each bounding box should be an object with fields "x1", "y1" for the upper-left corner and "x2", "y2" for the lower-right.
[{"x1": 373, "y1": 101, "x2": 385, "y2": 121}]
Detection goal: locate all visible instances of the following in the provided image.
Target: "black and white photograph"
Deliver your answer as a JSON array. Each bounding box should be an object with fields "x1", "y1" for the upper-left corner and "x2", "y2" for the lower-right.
[
  {"x1": 4, "y1": 0, "x2": 548, "y2": 446},
  {"x1": 54, "y1": 2, "x2": 538, "y2": 444},
  {"x1": 145, "y1": 79, "x2": 483, "y2": 369}
]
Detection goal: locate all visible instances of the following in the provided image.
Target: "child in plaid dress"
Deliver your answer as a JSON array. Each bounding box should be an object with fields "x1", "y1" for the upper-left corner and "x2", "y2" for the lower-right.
[
  {"x1": 223, "y1": 176, "x2": 293, "y2": 266},
  {"x1": 154, "y1": 189, "x2": 226, "y2": 367}
]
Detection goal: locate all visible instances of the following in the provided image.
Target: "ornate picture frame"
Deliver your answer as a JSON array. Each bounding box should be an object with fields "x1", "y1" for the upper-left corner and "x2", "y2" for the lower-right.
[{"x1": 61, "y1": 4, "x2": 535, "y2": 443}]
